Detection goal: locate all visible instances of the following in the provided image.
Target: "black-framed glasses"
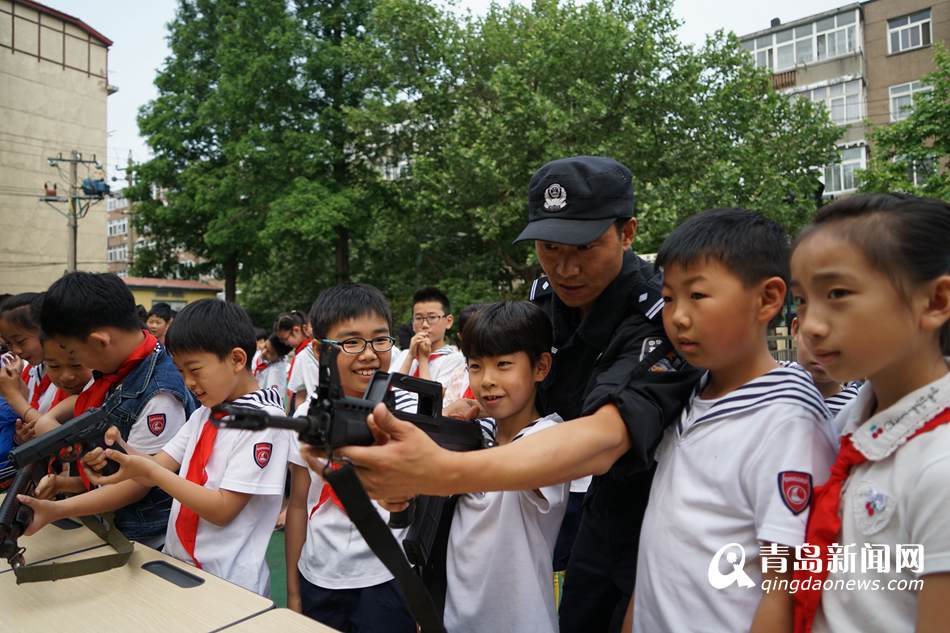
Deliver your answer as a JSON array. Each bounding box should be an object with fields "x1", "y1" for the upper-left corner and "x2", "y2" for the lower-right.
[
  {"x1": 412, "y1": 315, "x2": 446, "y2": 325},
  {"x1": 320, "y1": 336, "x2": 396, "y2": 355}
]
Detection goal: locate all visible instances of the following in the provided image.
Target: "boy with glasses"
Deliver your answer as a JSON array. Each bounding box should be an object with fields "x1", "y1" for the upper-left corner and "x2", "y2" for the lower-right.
[
  {"x1": 393, "y1": 287, "x2": 466, "y2": 403},
  {"x1": 285, "y1": 284, "x2": 415, "y2": 632}
]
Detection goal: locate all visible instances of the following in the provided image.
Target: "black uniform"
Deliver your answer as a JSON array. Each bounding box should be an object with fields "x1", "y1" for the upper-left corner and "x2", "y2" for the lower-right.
[{"x1": 531, "y1": 250, "x2": 701, "y2": 633}]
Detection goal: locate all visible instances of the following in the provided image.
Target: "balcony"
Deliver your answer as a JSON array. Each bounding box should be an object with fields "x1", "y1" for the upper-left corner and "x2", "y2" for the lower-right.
[{"x1": 772, "y1": 69, "x2": 797, "y2": 90}]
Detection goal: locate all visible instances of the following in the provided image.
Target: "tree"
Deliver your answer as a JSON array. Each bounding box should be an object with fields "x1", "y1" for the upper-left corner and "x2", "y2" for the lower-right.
[
  {"x1": 860, "y1": 44, "x2": 950, "y2": 199},
  {"x1": 356, "y1": 0, "x2": 839, "y2": 317},
  {"x1": 130, "y1": 0, "x2": 305, "y2": 301}
]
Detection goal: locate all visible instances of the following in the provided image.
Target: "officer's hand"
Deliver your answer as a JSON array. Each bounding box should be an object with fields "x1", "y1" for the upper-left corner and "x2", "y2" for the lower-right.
[
  {"x1": 327, "y1": 403, "x2": 455, "y2": 499},
  {"x1": 443, "y1": 398, "x2": 481, "y2": 420}
]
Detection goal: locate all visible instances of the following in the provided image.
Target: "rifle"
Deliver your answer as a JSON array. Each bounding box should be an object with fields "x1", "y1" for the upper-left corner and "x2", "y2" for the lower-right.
[
  {"x1": 214, "y1": 342, "x2": 492, "y2": 633},
  {"x1": 1, "y1": 409, "x2": 132, "y2": 582}
]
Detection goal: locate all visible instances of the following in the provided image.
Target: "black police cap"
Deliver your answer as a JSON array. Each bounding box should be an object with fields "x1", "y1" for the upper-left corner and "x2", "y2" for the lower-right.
[{"x1": 514, "y1": 156, "x2": 636, "y2": 246}]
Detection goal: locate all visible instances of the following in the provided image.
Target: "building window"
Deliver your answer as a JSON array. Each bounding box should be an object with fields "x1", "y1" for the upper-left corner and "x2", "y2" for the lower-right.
[
  {"x1": 800, "y1": 79, "x2": 863, "y2": 125},
  {"x1": 106, "y1": 197, "x2": 128, "y2": 212},
  {"x1": 889, "y1": 81, "x2": 932, "y2": 121},
  {"x1": 888, "y1": 10, "x2": 932, "y2": 55},
  {"x1": 823, "y1": 146, "x2": 865, "y2": 195},
  {"x1": 107, "y1": 218, "x2": 128, "y2": 237},
  {"x1": 745, "y1": 9, "x2": 858, "y2": 72},
  {"x1": 107, "y1": 245, "x2": 128, "y2": 263}
]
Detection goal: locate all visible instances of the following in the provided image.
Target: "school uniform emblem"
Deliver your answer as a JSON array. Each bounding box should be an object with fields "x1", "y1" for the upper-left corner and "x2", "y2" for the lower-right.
[
  {"x1": 778, "y1": 471, "x2": 812, "y2": 515},
  {"x1": 253, "y1": 442, "x2": 273, "y2": 469},
  {"x1": 147, "y1": 414, "x2": 166, "y2": 436},
  {"x1": 852, "y1": 481, "x2": 894, "y2": 535},
  {"x1": 543, "y1": 183, "x2": 567, "y2": 212}
]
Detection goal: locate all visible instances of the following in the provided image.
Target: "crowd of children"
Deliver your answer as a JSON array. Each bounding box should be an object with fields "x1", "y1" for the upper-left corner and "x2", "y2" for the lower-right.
[{"x1": 1, "y1": 187, "x2": 949, "y2": 633}]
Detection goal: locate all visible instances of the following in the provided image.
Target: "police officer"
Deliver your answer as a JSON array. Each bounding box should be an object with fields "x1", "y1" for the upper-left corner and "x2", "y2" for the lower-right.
[{"x1": 325, "y1": 156, "x2": 701, "y2": 632}]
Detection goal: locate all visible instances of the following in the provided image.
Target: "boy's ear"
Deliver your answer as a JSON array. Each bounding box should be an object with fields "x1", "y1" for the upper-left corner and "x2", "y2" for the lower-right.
[
  {"x1": 758, "y1": 277, "x2": 787, "y2": 325},
  {"x1": 311, "y1": 338, "x2": 321, "y2": 359},
  {"x1": 230, "y1": 347, "x2": 248, "y2": 370},
  {"x1": 920, "y1": 274, "x2": 950, "y2": 336},
  {"x1": 533, "y1": 352, "x2": 553, "y2": 382},
  {"x1": 87, "y1": 330, "x2": 110, "y2": 350},
  {"x1": 790, "y1": 316, "x2": 800, "y2": 336},
  {"x1": 445, "y1": 314, "x2": 454, "y2": 330}
]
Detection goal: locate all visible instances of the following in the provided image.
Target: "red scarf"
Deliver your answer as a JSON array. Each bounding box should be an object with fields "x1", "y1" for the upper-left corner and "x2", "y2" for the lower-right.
[
  {"x1": 174, "y1": 409, "x2": 223, "y2": 569},
  {"x1": 253, "y1": 357, "x2": 268, "y2": 376},
  {"x1": 20, "y1": 364, "x2": 30, "y2": 384},
  {"x1": 462, "y1": 385, "x2": 474, "y2": 400},
  {"x1": 411, "y1": 347, "x2": 452, "y2": 378},
  {"x1": 792, "y1": 407, "x2": 950, "y2": 632},
  {"x1": 30, "y1": 373, "x2": 52, "y2": 411},
  {"x1": 74, "y1": 331, "x2": 158, "y2": 415},
  {"x1": 50, "y1": 387, "x2": 71, "y2": 408},
  {"x1": 310, "y1": 463, "x2": 344, "y2": 517},
  {"x1": 286, "y1": 339, "x2": 312, "y2": 399}
]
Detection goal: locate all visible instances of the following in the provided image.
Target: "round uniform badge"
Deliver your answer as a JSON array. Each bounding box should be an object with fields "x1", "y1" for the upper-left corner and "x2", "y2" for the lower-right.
[{"x1": 543, "y1": 183, "x2": 567, "y2": 212}]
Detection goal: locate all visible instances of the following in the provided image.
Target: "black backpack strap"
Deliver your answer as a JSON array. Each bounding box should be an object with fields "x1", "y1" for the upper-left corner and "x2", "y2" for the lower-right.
[{"x1": 325, "y1": 463, "x2": 447, "y2": 633}]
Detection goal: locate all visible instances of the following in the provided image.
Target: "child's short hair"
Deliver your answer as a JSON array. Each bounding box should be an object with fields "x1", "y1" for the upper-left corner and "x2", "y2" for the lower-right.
[
  {"x1": 40, "y1": 273, "x2": 141, "y2": 339},
  {"x1": 165, "y1": 299, "x2": 256, "y2": 369},
  {"x1": 412, "y1": 287, "x2": 451, "y2": 314},
  {"x1": 797, "y1": 193, "x2": 950, "y2": 352},
  {"x1": 656, "y1": 208, "x2": 790, "y2": 287},
  {"x1": 309, "y1": 284, "x2": 392, "y2": 340},
  {"x1": 147, "y1": 302, "x2": 175, "y2": 322},
  {"x1": 0, "y1": 292, "x2": 43, "y2": 332},
  {"x1": 456, "y1": 303, "x2": 483, "y2": 335},
  {"x1": 254, "y1": 327, "x2": 269, "y2": 342},
  {"x1": 273, "y1": 310, "x2": 307, "y2": 333},
  {"x1": 268, "y1": 333, "x2": 293, "y2": 357},
  {"x1": 460, "y1": 301, "x2": 553, "y2": 366}
]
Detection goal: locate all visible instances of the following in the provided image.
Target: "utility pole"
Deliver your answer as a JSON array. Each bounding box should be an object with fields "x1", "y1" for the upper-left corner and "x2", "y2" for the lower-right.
[{"x1": 42, "y1": 151, "x2": 108, "y2": 273}]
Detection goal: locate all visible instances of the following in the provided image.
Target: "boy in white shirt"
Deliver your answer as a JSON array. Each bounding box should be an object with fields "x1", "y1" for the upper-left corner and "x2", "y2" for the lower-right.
[
  {"x1": 285, "y1": 283, "x2": 415, "y2": 632},
  {"x1": 445, "y1": 300, "x2": 568, "y2": 633},
  {"x1": 393, "y1": 287, "x2": 466, "y2": 403},
  {"x1": 21, "y1": 298, "x2": 292, "y2": 595},
  {"x1": 632, "y1": 209, "x2": 835, "y2": 632},
  {"x1": 256, "y1": 334, "x2": 292, "y2": 395}
]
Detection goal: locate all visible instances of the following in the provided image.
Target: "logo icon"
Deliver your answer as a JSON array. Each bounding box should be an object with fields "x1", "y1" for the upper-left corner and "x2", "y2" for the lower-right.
[
  {"x1": 254, "y1": 442, "x2": 273, "y2": 469},
  {"x1": 147, "y1": 414, "x2": 166, "y2": 436},
  {"x1": 708, "y1": 543, "x2": 755, "y2": 590},
  {"x1": 543, "y1": 183, "x2": 567, "y2": 212},
  {"x1": 778, "y1": 471, "x2": 812, "y2": 515}
]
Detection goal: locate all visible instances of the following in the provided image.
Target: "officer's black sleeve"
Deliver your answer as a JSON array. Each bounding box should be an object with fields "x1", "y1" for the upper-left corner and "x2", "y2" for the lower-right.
[{"x1": 580, "y1": 315, "x2": 701, "y2": 478}]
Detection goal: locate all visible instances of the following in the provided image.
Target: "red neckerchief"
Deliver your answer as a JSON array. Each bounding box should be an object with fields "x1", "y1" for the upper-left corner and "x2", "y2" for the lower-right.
[
  {"x1": 462, "y1": 385, "x2": 474, "y2": 400},
  {"x1": 411, "y1": 347, "x2": 453, "y2": 378},
  {"x1": 253, "y1": 357, "x2": 269, "y2": 376},
  {"x1": 174, "y1": 409, "x2": 223, "y2": 569},
  {"x1": 20, "y1": 364, "x2": 31, "y2": 384},
  {"x1": 792, "y1": 407, "x2": 950, "y2": 632},
  {"x1": 73, "y1": 331, "x2": 158, "y2": 415},
  {"x1": 310, "y1": 464, "x2": 344, "y2": 517},
  {"x1": 286, "y1": 339, "x2": 312, "y2": 399},
  {"x1": 30, "y1": 373, "x2": 52, "y2": 410},
  {"x1": 50, "y1": 387, "x2": 71, "y2": 408}
]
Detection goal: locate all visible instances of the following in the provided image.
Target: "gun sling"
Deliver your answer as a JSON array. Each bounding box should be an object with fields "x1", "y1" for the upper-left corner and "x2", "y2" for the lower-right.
[
  {"x1": 12, "y1": 513, "x2": 133, "y2": 584},
  {"x1": 325, "y1": 462, "x2": 448, "y2": 633}
]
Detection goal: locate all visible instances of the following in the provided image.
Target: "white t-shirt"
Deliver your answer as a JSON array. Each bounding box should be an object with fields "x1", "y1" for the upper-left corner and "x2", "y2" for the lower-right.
[
  {"x1": 814, "y1": 372, "x2": 950, "y2": 633},
  {"x1": 287, "y1": 345, "x2": 319, "y2": 397},
  {"x1": 392, "y1": 345, "x2": 466, "y2": 398},
  {"x1": 127, "y1": 392, "x2": 188, "y2": 454},
  {"x1": 290, "y1": 396, "x2": 410, "y2": 590},
  {"x1": 444, "y1": 414, "x2": 568, "y2": 633},
  {"x1": 634, "y1": 365, "x2": 836, "y2": 633},
  {"x1": 161, "y1": 387, "x2": 292, "y2": 595},
  {"x1": 257, "y1": 359, "x2": 289, "y2": 395}
]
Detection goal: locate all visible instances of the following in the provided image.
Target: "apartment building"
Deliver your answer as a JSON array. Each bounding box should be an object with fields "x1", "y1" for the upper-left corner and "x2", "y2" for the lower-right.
[
  {"x1": 740, "y1": 0, "x2": 949, "y2": 197},
  {"x1": 106, "y1": 193, "x2": 133, "y2": 275}
]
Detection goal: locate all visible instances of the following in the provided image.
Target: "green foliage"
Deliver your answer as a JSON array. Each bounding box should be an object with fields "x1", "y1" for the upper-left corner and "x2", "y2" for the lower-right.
[
  {"x1": 134, "y1": 0, "x2": 840, "y2": 325},
  {"x1": 860, "y1": 44, "x2": 950, "y2": 198}
]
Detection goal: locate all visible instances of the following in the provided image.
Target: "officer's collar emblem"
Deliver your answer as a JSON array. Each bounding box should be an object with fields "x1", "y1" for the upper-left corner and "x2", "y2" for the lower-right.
[{"x1": 543, "y1": 183, "x2": 567, "y2": 212}]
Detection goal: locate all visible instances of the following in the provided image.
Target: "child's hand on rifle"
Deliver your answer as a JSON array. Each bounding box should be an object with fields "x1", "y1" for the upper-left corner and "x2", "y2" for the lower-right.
[
  {"x1": 15, "y1": 495, "x2": 61, "y2": 536},
  {"x1": 82, "y1": 426, "x2": 132, "y2": 472},
  {"x1": 33, "y1": 461, "x2": 70, "y2": 500},
  {"x1": 86, "y1": 450, "x2": 157, "y2": 488},
  {"x1": 14, "y1": 418, "x2": 35, "y2": 444}
]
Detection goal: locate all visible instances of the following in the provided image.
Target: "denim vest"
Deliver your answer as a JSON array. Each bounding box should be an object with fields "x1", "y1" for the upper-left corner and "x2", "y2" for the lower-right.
[{"x1": 100, "y1": 343, "x2": 196, "y2": 542}]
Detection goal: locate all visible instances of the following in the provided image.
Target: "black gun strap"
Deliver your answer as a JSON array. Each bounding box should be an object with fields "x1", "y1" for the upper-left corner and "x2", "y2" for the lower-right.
[
  {"x1": 13, "y1": 513, "x2": 133, "y2": 584},
  {"x1": 325, "y1": 463, "x2": 447, "y2": 633}
]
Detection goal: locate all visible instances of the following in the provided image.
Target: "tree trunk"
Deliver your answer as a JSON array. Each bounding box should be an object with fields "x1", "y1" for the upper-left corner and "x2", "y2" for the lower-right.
[
  {"x1": 224, "y1": 256, "x2": 238, "y2": 303},
  {"x1": 335, "y1": 225, "x2": 350, "y2": 284}
]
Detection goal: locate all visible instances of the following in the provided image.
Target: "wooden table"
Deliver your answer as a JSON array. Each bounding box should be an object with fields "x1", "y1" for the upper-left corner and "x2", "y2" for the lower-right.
[
  {"x1": 0, "y1": 545, "x2": 274, "y2": 632},
  {"x1": 220, "y1": 608, "x2": 340, "y2": 632}
]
